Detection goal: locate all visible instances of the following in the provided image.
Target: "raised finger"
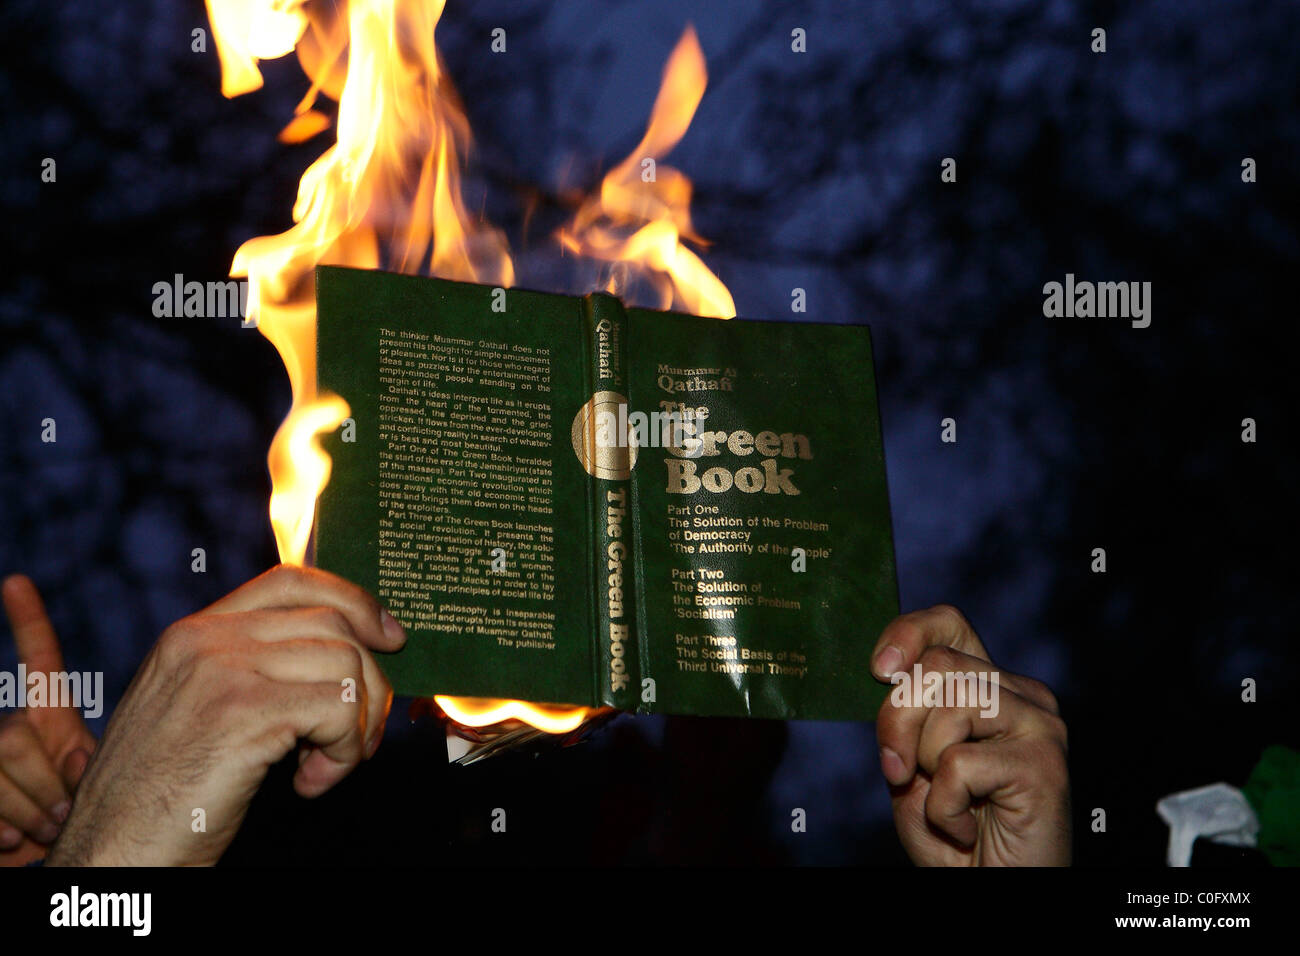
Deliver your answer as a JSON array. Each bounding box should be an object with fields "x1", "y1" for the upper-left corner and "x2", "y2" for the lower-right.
[{"x1": 2, "y1": 576, "x2": 65, "y2": 675}]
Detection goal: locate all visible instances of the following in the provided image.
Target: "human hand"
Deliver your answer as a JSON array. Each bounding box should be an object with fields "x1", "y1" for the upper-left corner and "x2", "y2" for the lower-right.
[
  {"x1": 873, "y1": 605, "x2": 1071, "y2": 866},
  {"x1": 46, "y1": 565, "x2": 405, "y2": 866},
  {"x1": 0, "y1": 575, "x2": 98, "y2": 866}
]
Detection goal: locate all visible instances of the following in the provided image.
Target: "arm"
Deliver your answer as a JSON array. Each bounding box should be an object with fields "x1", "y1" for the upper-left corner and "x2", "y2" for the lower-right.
[{"x1": 45, "y1": 565, "x2": 405, "y2": 867}]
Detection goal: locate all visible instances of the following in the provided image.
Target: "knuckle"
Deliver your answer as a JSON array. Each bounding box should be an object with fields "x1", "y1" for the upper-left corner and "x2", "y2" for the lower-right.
[
  {"x1": 919, "y1": 644, "x2": 960, "y2": 672},
  {"x1": 271, "y1": 563, "x2": 308, "y2": 584},
  {"x1": 9, "y1": 808, "x2": 46, "y2": 833},
  {"x1": 156, "y1": 617, "x2": 205, "y2": 666},
  {"x1": 269, "y1": 563, "x2": 310, "y2": 596},
  {"x1": 180, "y1": 650, "x2": 247, "y2": 700},
  {"x1": 924, "y1": 790, "x2": 956, "y2": 828},
  {"x1": 875, "y1": 695, "x2": 904, "y2": 739},
  {"x1": 197, "y1": 672, "x2": 264, "y2": 724},
  {"x1": 1018, "y1": 675, "x2": 1060, "y2": 715},
  {"x1": 370, "y1": 674, "x2": 393, "y2": 714},
  {"x1": 886, "y1": 616, "x2": 923, "y2": 650},
  {"x1": 1038, "y1": 684, "x2": 1062, "y2": 717},
  {"x1": 0, "y1": 720, "x2": 30, "y2": 760},
  {"x1": 186, "y1": 648, "x2": 225, "y2": 679},
  {"x1": 352, "y1": 588, "x2": 381, "y2": 623},
  {"x1": 1029, "y1": 738, "x2": 1070, "y2": 796},
  {"x1": 230, "y1": 675, "x2": 272, "y2": 711},
  {"x1": 930, "y1": 603, "x2": 969, "y2": 631},
  {"x1": 1042, "y1": 712, "x2": 1069, "y2": 750},
  {"x1": 155, "y1": 621, "x2": 187, "y2": 658},
  {"x1": 315, "y1": 606, "x2": 353, "y2": 638},
  {"x1": 257, "y1": 724, "x2": 299, "y2": 758},
  {"x1": 934, "y1": 744, "x2": 971, "y2": 781},
  {"x1": 341, "y1": 643, "x2": 366, "y2": 679},
  {"x1": 320, "y1": 638, "x2": 367, "y2": 683}
]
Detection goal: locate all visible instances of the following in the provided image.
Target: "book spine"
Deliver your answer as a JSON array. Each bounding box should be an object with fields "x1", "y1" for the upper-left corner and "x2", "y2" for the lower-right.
[{"x1": 580, "y1": 293, "x2": 640, "y2": 711}]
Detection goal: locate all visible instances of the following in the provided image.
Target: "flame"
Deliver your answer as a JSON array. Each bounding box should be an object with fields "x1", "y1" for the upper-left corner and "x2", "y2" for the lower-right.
[
  {"x1": 434, "y1": 697, "x2": 589, "y2": 735},
  {"x1": 207, "y1": 4, "x2": 731, "y2": 733},
  {"x1": 557, "y1": 25, "x2": 734, "y2": 319}
]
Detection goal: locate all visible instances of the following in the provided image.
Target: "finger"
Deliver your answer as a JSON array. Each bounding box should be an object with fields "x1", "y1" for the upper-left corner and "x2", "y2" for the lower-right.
[
  {"x1": 51, "y1": 728, "x2": 98, "y2": 783},
  {"x1": 226, "y1": 609, "x2": 393, "y2": 755},
  {"x1": 203, "y1": 565, "x2": 406, "y2": 652},
  {"x1": 881, "y1": 633, "x2": 1059, "y2": 715},
  {"x1": 0, "y1": 719, "x2": 70, "y2": 822},
  {"x1": 877, "y1": 645, "x2": 1054, "y2": 786},
  {"x1": 2, "y1": 575, "x2": 66, "y2": 674},
  {"x1": 61, "y1": 747, "x2": 93, "y2": 790},
  {"x1": 259, "y1": 680, "x2": 369, "y2": 798},
  {"x1": 2, "y1": 576, "x2": 91, "y2": 748},
  {"x1": 0, "y1": 825, "x2": 24, "y2": 852},
  {"x1": 0, "y1": 770, "x2": 60, "y2": 845},
  {"x1": 0, "y1": 836, "x2": 48, "y2": 866},
  {"x1": 924, "y1": 740, "x2": 1026, "y2": 848},
  {"x1": 914, "y1": 690, "x2": 1061, "y2": 778},
  {"x1": 872, "y1": 604, "x2": 989, "y2": 681},
  {"x1": 243, "y1": 634, "x2": 387, "y2": 757}
]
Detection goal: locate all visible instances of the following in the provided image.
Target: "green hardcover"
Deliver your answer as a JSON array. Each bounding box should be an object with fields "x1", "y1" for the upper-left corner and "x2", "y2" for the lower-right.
[{"x1": 314, "y1": 265, "x2": 899, "y2": 720}]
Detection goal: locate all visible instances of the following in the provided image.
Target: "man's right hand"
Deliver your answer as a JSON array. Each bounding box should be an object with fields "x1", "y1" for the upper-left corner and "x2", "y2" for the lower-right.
[{"x1": 46, "y1": 565, "x2": 406, "y2": 867}]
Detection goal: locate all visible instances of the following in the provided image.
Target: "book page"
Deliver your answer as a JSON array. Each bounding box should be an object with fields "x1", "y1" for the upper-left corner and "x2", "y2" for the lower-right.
[{"x1": 315, "y1": 268, "x2": 597, "y2": 706}]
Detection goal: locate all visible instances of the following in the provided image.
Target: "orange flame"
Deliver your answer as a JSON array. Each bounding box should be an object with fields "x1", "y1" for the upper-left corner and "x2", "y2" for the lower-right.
[
  {"x1": 207, "y1": 4, "x2": 730, "y2": 733},
  {"x1": 434, "y1": 697, "x2": 589, "y2": 735},
  {"x1": 558, "y1": 25, "x2": 735, "y2": 319}
]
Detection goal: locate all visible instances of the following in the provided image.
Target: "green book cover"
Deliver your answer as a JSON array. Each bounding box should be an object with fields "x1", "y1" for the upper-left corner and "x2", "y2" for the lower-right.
[{"x1": 314, "y1": 265, "x2": 899, "y2": 720}]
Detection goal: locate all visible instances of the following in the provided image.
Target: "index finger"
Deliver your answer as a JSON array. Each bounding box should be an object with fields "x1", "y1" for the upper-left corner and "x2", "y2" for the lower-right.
[
  {"x1": 202, "y1": 565, "x2": 406, "y2": 652},
  {"x1": 871, "y1": 604, "x2": 990, "y2": 681},
  {"x1": 3, "y1": 576, "x2": 66, "y2": 677}
]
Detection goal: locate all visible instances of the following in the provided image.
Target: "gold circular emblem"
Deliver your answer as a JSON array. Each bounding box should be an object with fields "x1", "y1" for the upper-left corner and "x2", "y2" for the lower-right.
[{"x1": 570, "y1": 391, "x2": 638, "y2": 480}]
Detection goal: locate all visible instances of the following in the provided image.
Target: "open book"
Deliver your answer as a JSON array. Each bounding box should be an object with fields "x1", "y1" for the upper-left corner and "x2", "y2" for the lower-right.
[{"x1": 314, "y1": 265, "x2": 898, "y2": 720}]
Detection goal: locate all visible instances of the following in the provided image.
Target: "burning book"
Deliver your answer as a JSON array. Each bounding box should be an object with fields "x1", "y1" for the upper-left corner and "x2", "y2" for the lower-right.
[
  {"x1": 313, "y1": 265, "x2": 899, "y2": 726},
  {"x1": 204, "y1": 2, "x2": 893, "y2": 758}
]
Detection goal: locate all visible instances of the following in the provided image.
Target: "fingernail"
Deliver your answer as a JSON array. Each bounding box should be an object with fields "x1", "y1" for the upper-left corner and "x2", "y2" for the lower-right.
[
  {"x1": 35, "y1": 822, "x2": 60, "y2": 844},
  {"x1": 50, "y1": 801, "x2": 71, "y2": 824},
  {"x1": 381, "y1": 609, "x2": 406, "y2": 644},
  {"x1": 879, "y1": 746, "x2": 906, "y2": 784},
  {"x1": 874, "y1": 645, "x2": 903, "y2": 679},
  {"x1": 0, "y1": 827, "x2": 21, "y2": 849}
]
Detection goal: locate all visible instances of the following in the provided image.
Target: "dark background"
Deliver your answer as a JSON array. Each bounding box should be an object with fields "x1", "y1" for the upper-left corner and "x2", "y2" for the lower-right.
[{"x1": 1, "y1": 0, "x2": 1296, "y2": 865}]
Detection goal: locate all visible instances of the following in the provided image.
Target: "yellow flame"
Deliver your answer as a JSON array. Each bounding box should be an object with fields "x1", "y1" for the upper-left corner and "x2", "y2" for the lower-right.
[
  {"x1": 208, "y1": 4, "x2": 732, "y2": 733},
  {"x1": 435, "y1": 697, "x2": 589, "y2": 735},
  {"x1": 558, "y1": 25, "x2": 735, "y2": 319}
]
